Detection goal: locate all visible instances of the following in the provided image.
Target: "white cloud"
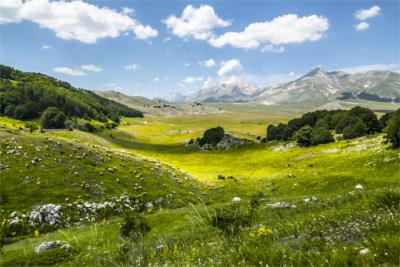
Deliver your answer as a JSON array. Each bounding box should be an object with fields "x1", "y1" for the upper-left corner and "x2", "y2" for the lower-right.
[
  {"x1": 0, "y1": 0, "x2": 157, "y2": 43},
  {"x1": 209, "y1": 14, "x2": 329, "y2": 49},
  {"x1": 200, "y1": 59, "x2": 216, "y2": 68},
  {"x1": 355, "y1": 22, "x2": 369, "y2": 31},
  {"x1": 133, "y1": 24, "x2": 157, "y2": 39},
  {"x1": 53, "y1": 67, "x2": 85, "y2": 76},
  {"x1": 125, "y1": 64, "x2": 140, "y2": 71},
  {"x1": 0, "y1": 0, "x2": 22, "y2": 24},
  {"x1": 42, "y1": 44, "x2": 51, "y2": 49},
  {"x1": 184, "y1": 63, "x2": 190, "y2": 67},
  {"x1": 339, "y1": 63, "x2": 400, "y2": 73},
  {"x1": 163, "y1": 5, "x2": 231, "y2": 41},
  {"x1": 261, "y1": 44, "x2": 284, "y2": 53},
  {"x1": 154, "y1": 77, "x2": 160, "y2": 82},
  {"x1": 81, "y1": 64, "x2": 102, "y2": 72},
  {"x1": 355, "y1": 6, "x2": 381, "y2": 21},
  {"x1": 122, "y1": 7, "x2": 134, "y2": 15},
  {"x1": 289, "y1": 71, "x2": 295, "y2": 77},
  {"x1": 202, "y1": 77, "x2": 213, "y2": 88},
  {"x1": 218, "y1": 59, "x2": 242, "y2": 77},
  {"x1": 163, "y1": 37, "x2": 172, "y2": 42},
  {"x1": 182, "y1": 76, "x2": 204, "y2": 84}
]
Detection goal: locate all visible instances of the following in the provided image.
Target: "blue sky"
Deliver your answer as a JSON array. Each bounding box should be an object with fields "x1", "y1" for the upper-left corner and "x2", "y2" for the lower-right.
[{"x1": 1, "y1": 0, "x2": 399, "y2": 98}]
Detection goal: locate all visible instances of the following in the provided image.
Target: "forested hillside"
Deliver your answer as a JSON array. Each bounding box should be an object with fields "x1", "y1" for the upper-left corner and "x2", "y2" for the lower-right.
[{"x1": 0, "y1": 65, "x2": 143, "y2": 122}]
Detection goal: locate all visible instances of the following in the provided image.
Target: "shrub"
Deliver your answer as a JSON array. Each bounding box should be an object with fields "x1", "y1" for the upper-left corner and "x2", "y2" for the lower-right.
[
  {"x1": 120, "y1": 213, "x2": 151, "y2": 239},
  {"x1": 41, "y1": 107, "x2": 66, "y2": 129},
  {"x1": 348, "y1": 106, "x2": 381, "y2": 134},
  {"x1": 211, "y1": 204, "x2": 252, "y2": 236},
  {"x1": 384, "y1": 109, "x2": 400, "y2": 148},
  {"x1": 312, "y1": 128, "x2": 334, "y2": 145},
  {"x1": 295, "y1": 125, "x2": 314, "y2": 147},
  {"x1": 24, "y1": 122, "x2": 38, "y2": 133},
  {"x1": 77, "y1": 122, "x2": 98, "y2": 133},
  {"x1": 13, "y1": 105, "x2": 30, "y2": 119},
  {"x1": 342, "y1": 119, "x2": 368, "y2": 139},
  {"x1": 199, "y1": 126, "x2": 225, "y2": 146},
  {"x1": 379, "y1": 112, "x2": 395, "y2": 129},
  {"x1": 375, "y1": 191, "x2": 400, "y2": 210}
]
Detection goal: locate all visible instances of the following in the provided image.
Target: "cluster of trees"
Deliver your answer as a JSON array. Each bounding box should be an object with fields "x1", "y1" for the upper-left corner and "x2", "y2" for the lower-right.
[
  {"x1": 198, "y1": 126, "x2": 225, "y2": 146},
  {"x1": 0, "y1": 65, "x2": 143, "y2": 123},
  {"x1": 267, "y1": 106, "x2": 399, "y2": 148}
]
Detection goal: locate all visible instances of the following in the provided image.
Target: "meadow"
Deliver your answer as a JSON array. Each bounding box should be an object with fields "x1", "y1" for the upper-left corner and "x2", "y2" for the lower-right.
[{"x1": 0, "y1": 102, "x2": 399, "y2": 266}]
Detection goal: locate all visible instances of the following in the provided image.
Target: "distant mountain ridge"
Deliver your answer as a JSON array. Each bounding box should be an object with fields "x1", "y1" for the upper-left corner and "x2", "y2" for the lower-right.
[{"x1": 166, "y1": 68, "x2": 400, "y2": 104}]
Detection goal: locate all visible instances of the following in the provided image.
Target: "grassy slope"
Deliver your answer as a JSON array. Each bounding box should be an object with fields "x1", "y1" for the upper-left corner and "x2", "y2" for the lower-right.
[{"x1": 0, "y1": 106, "x2": 399, "y2": 266}]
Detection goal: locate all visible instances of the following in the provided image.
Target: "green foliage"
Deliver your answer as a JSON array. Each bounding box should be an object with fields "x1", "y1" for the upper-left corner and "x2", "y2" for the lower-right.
[
  {"x1": 379, "y1": 112, "x2": 395, "y2": 129},
  {"x1": 41, "y1": 107, "x2": 66, "y2": 129},
  {"x1": 374, "y1": 191, "x2": 400, "y2": 210},
  {"x1": 120, "y1": 213, "x2": 151, "y2": 239},
  {"x1": 199, "y1": 126, "x2": 225, "y2": 146},
  {"x1": 211, "y1": 204, "x2": 253, "y2": 236},
  {"x1": 312, "y1": 127, "x2": 334, "y2": 145},
  {"x1": 348, "y1": 106, "x2": 381, "y2": 134},
  {"x1": 342, "y1": 119, "x2": 368, "y2": 139},
  {"x1": 384, "y1": 109, "x2": 400, "y2": 148},
  {"x1": 295, "y1": 125, "x2": 314, "y2": 147},
  {"x1": 0, "y1": 65, "x2": 143, "y2": 121}
]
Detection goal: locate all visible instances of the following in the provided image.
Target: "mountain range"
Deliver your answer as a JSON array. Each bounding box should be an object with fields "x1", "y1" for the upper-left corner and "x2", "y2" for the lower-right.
[{"x1": 166, "y1": 68, "x2": 400, "y2": 104}]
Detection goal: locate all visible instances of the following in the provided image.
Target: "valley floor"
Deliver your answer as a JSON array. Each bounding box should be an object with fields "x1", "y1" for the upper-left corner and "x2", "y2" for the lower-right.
[{"x1": 0, "y1": 107, "x2": 399, "y2": 266}]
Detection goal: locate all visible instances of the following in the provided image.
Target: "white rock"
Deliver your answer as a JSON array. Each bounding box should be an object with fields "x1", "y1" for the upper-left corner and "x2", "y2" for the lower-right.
[
  {"x1": 34, "y1": 241, "x2": 61, "y2": 254},
  {"x1": 232, "y1": 197, "x2": 241, "y2": 202},
  {"x1": 359, "y1": 248, "x2": 369, "y2": 255},
  {"x1": 355, "y1": 184, "x2": 364, "y2": 190}
]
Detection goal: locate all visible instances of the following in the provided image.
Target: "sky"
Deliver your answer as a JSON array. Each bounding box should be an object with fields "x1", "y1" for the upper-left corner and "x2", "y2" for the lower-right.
[{"x1": 1, "y1": 0, "x2": 399, "y2": 98}]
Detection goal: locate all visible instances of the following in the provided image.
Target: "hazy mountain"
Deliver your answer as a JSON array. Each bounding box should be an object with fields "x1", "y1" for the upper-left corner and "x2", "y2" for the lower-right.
[
  {"x1": 258, "y1": 67, "x2": 400, "y2": 104},
  {"x1": 166, "y1": 78, "x2": 260, "y2": 103}
]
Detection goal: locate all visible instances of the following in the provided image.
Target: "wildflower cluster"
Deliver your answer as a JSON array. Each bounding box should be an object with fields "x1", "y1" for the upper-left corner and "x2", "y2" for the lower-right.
[{"x1": 249, "y1": 225, "x2": 273, "y2": 239}]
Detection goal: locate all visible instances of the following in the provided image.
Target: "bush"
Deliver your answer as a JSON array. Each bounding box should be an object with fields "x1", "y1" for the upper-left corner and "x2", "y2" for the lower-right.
[
  {"x1": 13, "y1": 105, "x2": 30, "y2": 119},
  {"x1": 211, "y1": 204, "x2": 253, "y2": 236},
  {"x1": 348, "y1": 106, "x2": 381, "y2": 134},
  {"x1": 199, "y1": 126, "x2": 225, "y2": 146},
  {"x1": 312, "y1": 128, "x2": 334, "y2": 145},
  {"x1": 375, "y1": 191, "x2": 400, "y2": 210},
  {"x1": 384, "y1": 109, "x2": 400, "y2": 148},
  {"x1": 295, "y1": 125, "x2": 314, "y2": 147},
  {"x1": 77, "y1": 122, "x2": 98, "y2": 133},
  {"x1": 24, "y1": 122, "x2": 38, "y2": 133},
  {"x1": 120, "y1": 213, "x2": 151, "y2": 239},
  {"x1": 342, "y1": 119, "x2": 368, "y2": 139},
  {"x1": 41, "y1": 107, "x2": 66, "y2": 129}
]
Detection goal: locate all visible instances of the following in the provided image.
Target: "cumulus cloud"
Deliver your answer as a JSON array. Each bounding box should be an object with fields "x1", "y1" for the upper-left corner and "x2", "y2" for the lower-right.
[
  {"x1": 182, "y1": 76, "x2": 204, "y2": 84},
  {"x1": 261, "y1": 44, "x2": 284, "y2": 53},
  {"x1": 125, "y1": 64, "x2": 140, "y2": 71},
  {"x1": 163, "y1": 5, "x2": 230, "y2": 40},
  {"x1": 81, "y1": 64, "x2": 102, "y2": 72},
  {"x1": 200, "y1": 59, "x2": 216, "y2": 68},
  {"x1": 218, "y1": 59, "x2": 242, "y2": 77},
  {"x1": 209, "y1": 14, "x2": 329, "y2": 49},
  {"x1": 154, "y1": 77, "x2": 160, "y2": 82},
  {"x1": 42, "y1": 44, "x2": 51, "y2": 49},
  {"x1": 122, "y1": 7, "x2": 134, "y2": 15},
  {"x1": 355, "y1": 6, "x2": 381, "y2": 21},
  {"x1": 53, "y1": 67, "x2": 85, "y2": 76},
  {"x1": 355, "y1": 22, "x2": 369, "y2": 31},
  {"x1": 202, "y1": 77, "x2": 213, "y2": 88},
  {"x1": 0, "y1": 0, "x2": 157, "y2": 43}
]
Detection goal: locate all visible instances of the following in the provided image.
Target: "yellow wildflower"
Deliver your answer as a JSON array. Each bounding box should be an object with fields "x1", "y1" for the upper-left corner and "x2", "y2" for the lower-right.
[{"x1": 34, "y1": 229, "x2": 40, "y2": 237}]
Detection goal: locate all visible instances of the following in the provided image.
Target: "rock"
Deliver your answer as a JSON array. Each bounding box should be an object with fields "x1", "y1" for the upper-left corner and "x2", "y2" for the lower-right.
[
  {"x1": 232, "y1": 197, "x2": 241, "y2": 202},
  {"x1": 355, "y1": 184, "x2": 364, "y2": 190},
  {"x1": 34, "y1": 240, "x2": 62, "y2": 254},
  {"x1": 359, "y1": 248, "x2": 369, "y2": 256},
  {"x1": 266, "y1": 202, "x2": 296, "y2": 208}
]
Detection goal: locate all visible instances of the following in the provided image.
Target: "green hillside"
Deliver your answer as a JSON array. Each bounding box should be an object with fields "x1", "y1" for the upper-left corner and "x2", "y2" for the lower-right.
[{"x1": 0, "y1": 65, "x2": 143, "y2": 122}]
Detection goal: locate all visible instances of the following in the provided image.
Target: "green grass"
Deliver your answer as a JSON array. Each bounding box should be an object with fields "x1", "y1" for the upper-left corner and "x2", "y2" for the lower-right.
[{"x1": 0, "y1": 109, "x2": 399, "y2": 266}]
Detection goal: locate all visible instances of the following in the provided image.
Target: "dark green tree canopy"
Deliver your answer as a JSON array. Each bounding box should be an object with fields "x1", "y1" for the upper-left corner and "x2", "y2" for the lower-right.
[
  {"x1": 384, "y1": 109, "x2": 400, "y2": 148},
  {"x1": 342, "y1": 119, "x2": 368, "y2": 139},
  {"x1": 41, "y1": 107, "x2": 67, "y2": 129},
  {"x1": 199, "y1": 126, "x2": 225, "y2": 146},
  {"x1": 295, "y1": 125, "x2": 314, "y2": 147}
]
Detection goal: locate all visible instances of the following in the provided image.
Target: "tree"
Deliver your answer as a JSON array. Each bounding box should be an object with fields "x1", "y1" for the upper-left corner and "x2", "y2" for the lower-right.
[
  {"x1": 342, "y1": 119, "x2": 368, "y2": 139},
  {"x1": 41, "y1": 107, "x2": 66, "y2": 129},
  {"x1": 379, "y1": 112, "x2": 395, "y2": 129},
  {"x1": 384, "y1": 109, "x2": 400, "y2": 148},
  {"x1": 295, "y1": 125, "x2": 314, "y2": 147},
  {"x1": 13, "y1": 105, "x2": 30, "y2": 119},
  {"x1": 314, "y1": 118, "x2": 330, "y2": 129},
  {"x1": 313, "y1": 127, "x2": 334, "y2": 145},
  {"x1": 348, "y1": 106, "x2": 381, "y2": 134},
  {"x1": 199, "y1": 126, "x2": 225, "y2": 146}
]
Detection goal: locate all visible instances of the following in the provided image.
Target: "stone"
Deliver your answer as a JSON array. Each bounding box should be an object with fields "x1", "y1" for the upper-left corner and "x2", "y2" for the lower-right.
[{"x1": 34, "y1": 240, "x2": 62, "y2": 254}]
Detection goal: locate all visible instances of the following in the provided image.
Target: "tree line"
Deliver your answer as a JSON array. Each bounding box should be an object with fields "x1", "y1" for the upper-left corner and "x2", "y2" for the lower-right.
[
  {"x1": 0, "y1": 65, "x2": 143, "y2": 123},
  {"x1": 266, "y1": 106, "x2": 400, "y2": 148}
]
